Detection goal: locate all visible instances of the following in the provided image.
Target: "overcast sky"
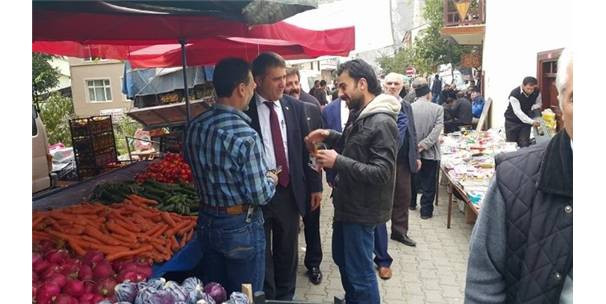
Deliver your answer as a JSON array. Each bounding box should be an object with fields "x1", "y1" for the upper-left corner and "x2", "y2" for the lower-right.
[{"x1": 284, "y1": 0, "x2": 395, "y2": 53}]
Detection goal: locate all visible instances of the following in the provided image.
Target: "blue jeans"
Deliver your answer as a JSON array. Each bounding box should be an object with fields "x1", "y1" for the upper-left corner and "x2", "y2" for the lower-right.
[
  {"x1": 332, "y1": 221, "x2": 380, "y2": 304},
  {"x1": 197, "y1": 208, "x2": 265, "y2": 294}
]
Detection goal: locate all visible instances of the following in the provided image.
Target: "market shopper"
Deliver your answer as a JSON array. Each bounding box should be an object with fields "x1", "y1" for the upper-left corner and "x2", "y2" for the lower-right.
[
  {"x1": 385, "y1": 73, "x2": 421, "y2": 247},
  {"x1": 245, "y1": 52, "x2": 323, "y2": 300},
  {"x1": 310, "y1": 80, "x2": 329, "y2": 106},
  {"x1": 410, "y1": 78, "x2": 444, "y2": 219},
  {"x1": 465, "y1": 47, "x2": 573, "y2": 304},
  {"x1": 443, "y1": 91, "x2": 473, "y2": 133},
  {"x1": 504, "y1": 76, "x2": 542, "y2": 147},
  {"x1": 285, "y1": 68, "x2": 322, "y2": 107},
  {"x1": 284, "y1": 67, "x2": 325, "y2": 285},
  {"x1": 403, "y1": 80, "x2": 418, "y2": 104},
  {"x1": 471, "y1": 89, "x2": 485, "y2": 122},
  {"x1": 305, "y1": 59, "x2": 400, "y2": 304},
  {"x1": 371, "y1": 72, "x2": 421, "y2": 281},
  {"x1": 183, "y1": 58, "x2": 278, "y2": 294},
  {"x1": 431, "y1": 74, "x2": 442, "y2": 103}
]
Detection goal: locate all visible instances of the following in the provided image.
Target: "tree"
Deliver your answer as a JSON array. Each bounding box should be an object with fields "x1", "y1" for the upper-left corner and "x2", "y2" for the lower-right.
[
  {"x1": 379, "y1": 0, "x2": 470, "y2": 75},
  {"x1": 32, "y1": 53, "x2": 60, "y2": 105},
  {"x1": 39, "y1": 93, "x2": 74, "y2": 146},
  {"x1": 114, "y1": 116, "x2": 143, "y2": 156}
]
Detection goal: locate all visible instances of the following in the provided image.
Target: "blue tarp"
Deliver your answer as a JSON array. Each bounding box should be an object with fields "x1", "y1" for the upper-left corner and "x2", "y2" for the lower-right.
[
  {"x1": 151, "y1": 235, "x2": 203, "y2": 278},
  {"x1": 122, "y1": 62, "x2": 214, "y2": 99}
]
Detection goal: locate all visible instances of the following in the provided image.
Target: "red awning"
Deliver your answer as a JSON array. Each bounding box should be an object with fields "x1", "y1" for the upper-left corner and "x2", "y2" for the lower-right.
[{"x1": 33, "y1": 22, "x2": 355, "y2": 67}]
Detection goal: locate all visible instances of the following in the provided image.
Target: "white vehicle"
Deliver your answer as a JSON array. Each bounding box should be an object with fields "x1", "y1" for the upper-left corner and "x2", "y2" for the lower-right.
[{"x1": 32, "y1": 105, "x2": 55, "y2": 193}]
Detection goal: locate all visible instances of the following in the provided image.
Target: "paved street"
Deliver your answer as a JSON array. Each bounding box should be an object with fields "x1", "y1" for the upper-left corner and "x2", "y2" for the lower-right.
[{"x1": 294, "y1": 179, "x2": 474, "y2": 304}]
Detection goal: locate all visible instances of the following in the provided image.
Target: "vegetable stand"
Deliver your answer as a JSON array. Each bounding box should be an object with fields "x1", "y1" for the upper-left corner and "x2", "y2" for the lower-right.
[{"x1": 32, "y1": 155, "x2": 224, "y2": 303}]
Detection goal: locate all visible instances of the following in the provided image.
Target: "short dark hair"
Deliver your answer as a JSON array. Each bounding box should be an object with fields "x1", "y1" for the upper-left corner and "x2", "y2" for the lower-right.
[
  {"x1": 336, "y1": 59, "x2": 382, "y2": 96},
  {"x1": 213, "y1": 57, "x2": 251, "y2": 98},
  {"x1": 252, "y1": 52, "x2": 286, "y2": 78},
  {"x1": 522, "y1": 76, "x2": 538, "y2": 86},
  {"x1": 286, "y1": 67, "x2": 300, "y2": 80},
  {"x1": 314, "y1": 80, "x2": 320, "y2": 85},
  {"x1": 435, "y1": 74, "x2": 440, "y2": 79},
  {"x1": 320, "y1": 80, "x2": 327, "y2": 86}
]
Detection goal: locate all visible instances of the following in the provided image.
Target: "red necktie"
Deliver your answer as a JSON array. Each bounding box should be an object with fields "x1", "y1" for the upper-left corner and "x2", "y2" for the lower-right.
[{"x1": 264, "y1": 102, "x2": 290, "y2": 187}]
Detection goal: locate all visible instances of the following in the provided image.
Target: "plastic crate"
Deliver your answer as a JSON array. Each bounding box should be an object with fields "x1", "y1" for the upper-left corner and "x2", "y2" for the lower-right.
[{"x1": 69, "y1": 115, "x2": 118, "y2": 180}]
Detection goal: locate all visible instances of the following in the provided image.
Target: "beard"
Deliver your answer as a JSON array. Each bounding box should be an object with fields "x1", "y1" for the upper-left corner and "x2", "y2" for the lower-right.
[{"x1": 344, "y1": 92, "x2": 364, "y2": 110}]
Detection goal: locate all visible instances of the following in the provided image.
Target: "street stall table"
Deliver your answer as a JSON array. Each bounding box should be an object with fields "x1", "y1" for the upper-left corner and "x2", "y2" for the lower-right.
[{"x1": 440, "y1": 129, "x2": 518, "y2": 228}]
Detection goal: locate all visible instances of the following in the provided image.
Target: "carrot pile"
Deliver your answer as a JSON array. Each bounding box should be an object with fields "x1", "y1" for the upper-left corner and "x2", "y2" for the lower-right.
[{"x1": 32, "y1": 194, "x2": 197, "y2": 263}]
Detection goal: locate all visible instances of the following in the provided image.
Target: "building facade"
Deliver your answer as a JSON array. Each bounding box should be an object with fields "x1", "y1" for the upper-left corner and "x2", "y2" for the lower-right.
[
  {"x1": 481, "y1": 0, "x2": 571, "y2": 128},
  {"x1": 69, "y1": 58, "x2": 132, "y2": 119}
]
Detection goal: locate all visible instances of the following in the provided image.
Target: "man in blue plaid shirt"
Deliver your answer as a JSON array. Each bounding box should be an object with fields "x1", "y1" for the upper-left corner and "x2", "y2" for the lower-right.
[{"x1": 184, "y1": 58, "x2": 278, "y2": 294}]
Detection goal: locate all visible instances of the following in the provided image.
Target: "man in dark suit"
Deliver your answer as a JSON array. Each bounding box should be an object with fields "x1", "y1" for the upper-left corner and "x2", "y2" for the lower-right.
[
  {"x1": 245, "y1": 53, "x2": 323, "y2": 300},
  {"x1": 284, "y1": 67, "x2": 324, "y2": 285},
  {"x1": 321, "y1": 97, "x2": 349, "y2": 187}
]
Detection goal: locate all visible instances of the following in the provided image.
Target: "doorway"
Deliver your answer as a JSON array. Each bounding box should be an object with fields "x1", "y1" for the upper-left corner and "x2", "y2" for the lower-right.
[{"x1": 537, "y1": 48, "x2": 564, "y2": 130}]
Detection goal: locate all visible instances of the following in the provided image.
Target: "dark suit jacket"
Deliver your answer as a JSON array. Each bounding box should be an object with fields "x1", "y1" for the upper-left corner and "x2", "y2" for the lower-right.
[
  {"x1": 399, "y1": 100, "x2": 421, "y2": 174},
  {"x1": 320, "y1": 98, "x2": 344, "y2": 185},
  {"x1": 299, "y1": 91, "x2": 321, "y2": 108},
  {"x1": 245, "y1": 94, "x2": 323, "y2": 216}
]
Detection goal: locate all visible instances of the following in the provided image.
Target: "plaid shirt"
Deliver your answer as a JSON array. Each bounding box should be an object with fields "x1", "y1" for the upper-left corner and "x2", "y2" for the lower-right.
[{"x1": 184, "y1": 103, "x2": 275, "y2": 207}]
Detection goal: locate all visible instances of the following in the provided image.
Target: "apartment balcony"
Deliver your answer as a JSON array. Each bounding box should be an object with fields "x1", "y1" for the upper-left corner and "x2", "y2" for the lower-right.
[{"x1": 441, "y1": 0, "x2": 485, "y2": 45}]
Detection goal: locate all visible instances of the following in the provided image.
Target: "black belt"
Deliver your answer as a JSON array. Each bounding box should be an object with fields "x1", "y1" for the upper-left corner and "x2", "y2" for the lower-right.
[{"x1": 200, "y1": 203, "x2": 250, "y2": 215}]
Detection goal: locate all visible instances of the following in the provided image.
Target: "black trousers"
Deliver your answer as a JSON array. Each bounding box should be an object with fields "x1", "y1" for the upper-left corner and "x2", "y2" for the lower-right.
[
  {"x1": 505, "y1": 120, "x2": 532, "y2": 148},
  {"x1": 410, "y1": 159, "x2": 438, "y2": 217},
  {"x1": 391, "y1": 160, "x2": 412, "y2": 237},
  {"x1": 262, "y1": 185, "x2": 299, "y2": 301},
  {"x1": 303, "y1": 206, "x2": 322, "y2": 270}
]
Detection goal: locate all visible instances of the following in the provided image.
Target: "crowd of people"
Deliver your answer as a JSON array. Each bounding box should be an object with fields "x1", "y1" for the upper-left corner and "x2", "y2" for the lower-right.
[{"x1": 183, "y1": 48, "x2": 573, "y2": 303}]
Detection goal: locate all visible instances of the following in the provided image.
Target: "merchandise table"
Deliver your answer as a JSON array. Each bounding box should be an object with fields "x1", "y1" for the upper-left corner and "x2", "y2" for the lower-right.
[{"x1": 439, "y1": 129, "x2": 518, "y2": 228}]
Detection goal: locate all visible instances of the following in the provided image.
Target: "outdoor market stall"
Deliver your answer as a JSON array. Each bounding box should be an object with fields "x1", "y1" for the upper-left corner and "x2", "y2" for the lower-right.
[
  {"x1": 440, "y1": 129, "x2": 518, "y2": 228},
  {"x1": 32, "y1": 1, "x2": 356, "y2": 303}
]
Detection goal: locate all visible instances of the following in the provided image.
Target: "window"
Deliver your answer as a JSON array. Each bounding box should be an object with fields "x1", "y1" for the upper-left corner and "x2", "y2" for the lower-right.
[{"x1": 87, "y1": 79, "x2": 113, "y2": 102}]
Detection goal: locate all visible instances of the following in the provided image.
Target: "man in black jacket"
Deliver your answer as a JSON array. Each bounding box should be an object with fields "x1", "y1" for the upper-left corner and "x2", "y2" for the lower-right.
[
  {"x1": 444, "y1": 91, "x2": 473, "y2": 133},
  {"x1": 306, "y1": 59, "x2": 400, "y2": 304},
  {"x1": 465, "y1": 47, "x2": 573, "y2": 303},
  {"x1": 284, "y1": 67, "x2": 325, "y2": 285},
  {"x1": 245, "y1": 52, "x2": 323, "y2": 301}
]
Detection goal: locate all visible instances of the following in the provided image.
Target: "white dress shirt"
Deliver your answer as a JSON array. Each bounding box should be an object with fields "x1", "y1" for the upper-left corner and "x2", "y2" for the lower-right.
[
  {"x1": 340, "y1": 99, "x2": 350, "y2": 131},
  {"x1": 256, "y1": 94, "x2": 289, "y2": 169}
]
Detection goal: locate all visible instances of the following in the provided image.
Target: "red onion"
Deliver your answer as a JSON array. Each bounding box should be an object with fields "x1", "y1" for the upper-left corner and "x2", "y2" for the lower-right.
[
  {"x1": 33, "y1": 258, "x2": 51, "y2": 273},
  {"x1": 54, "y1": 294, "x2": 77, "y2": 304},
  {"x1": 93, "y1": 261, "x2": 114, "y2": 280},
  {"x1": 64, "y1": 279, "x2": 85, "y2": 297},
  {"x1": 82, "y1": 251, "x2": 105, "y2": 266},
  {"x1": 78, "y1": 264, "x2": 93, "y2": 281},
  {"x1": 46, "y1": 249, "x2": 69, "y2": 265},
  {"x1": 96, "y1": 277, "x2": 117, "y2": 297},
  {"x1": 46, "y1": 273, "x2": 67, "y2": 288}
]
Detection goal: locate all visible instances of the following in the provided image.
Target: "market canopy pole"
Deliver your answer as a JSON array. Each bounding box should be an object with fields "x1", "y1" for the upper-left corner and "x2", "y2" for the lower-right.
[{"x1": 179, "y1": 39, "x2": 191, "y2": 128}]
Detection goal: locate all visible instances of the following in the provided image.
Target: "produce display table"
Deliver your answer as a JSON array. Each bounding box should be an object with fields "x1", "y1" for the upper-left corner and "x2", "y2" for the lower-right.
[
  {"x1": 33, "y1": 161, "x2": 151, "y2": 211},
  {"x1": 440, "y1": 129, "x2": 518, "y2": 228},
  {"x1": 33, "y1": 158, "x2": 207, "y2": 279}
]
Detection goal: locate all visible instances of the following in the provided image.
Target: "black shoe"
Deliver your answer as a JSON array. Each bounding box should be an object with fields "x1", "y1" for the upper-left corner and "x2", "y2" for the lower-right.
[
  {"x1": 307, "y1": 267, "x2": 322, "y2": 285},
  {"x1": 409, "y1": 206, "x2": 417, "y2": 211},
  {"x1": 391, "y1": 233, "x2": 417, "y2": 247},
  {"x1": 420, "y1": 214, "x2": 433, "y2": 220}
]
